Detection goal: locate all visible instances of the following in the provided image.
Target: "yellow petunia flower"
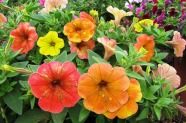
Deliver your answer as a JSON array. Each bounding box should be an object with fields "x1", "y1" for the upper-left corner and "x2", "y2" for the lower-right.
[
  {"x1": 37, "y1": 31, "x2": 64, "y2": 56},
  {"x1": 134, "y1": 19, "x2": 158, "y2": 32}
]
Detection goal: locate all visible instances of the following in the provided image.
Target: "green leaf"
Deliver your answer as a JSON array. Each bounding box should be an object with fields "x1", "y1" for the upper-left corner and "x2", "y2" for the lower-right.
[
  {"x1": 67, "y1": 52, "x2": 77, "y2": 61},
  {"x1": 3, "y1": 90, "x2": 23, "y2": 115},
  {"x1": 154, "y1": 106, "x2": 161, "y2": 120},
  {"x1": 157, "y1": 97, "x2": 173, "y2": 106},
  {"x1": 30, "y1": 97, "x2": 35, "y2": 109},
  {"x1": 15, "y1": 108, "x2": 50, "y2": 123},
  {"x1": 136, "y1": 108, "x2": 149, "y2": 121},
  {"x1": 51, "y1": 108, "x2": 68, "y2": 123},
  {"x1": 68, "y1": 104, "x2": 82, "y2": 123},
  {"x1": 127, "y1": 71, "x2": 145, "y2": 80},
  {"x1": 79, "y1": 107, "x2": 90, "y2": 122},
  {"x1": 147, "y1": 85, "x2": 160, "y2": 94},
  {"x1": 135, "y1": 61, "x2": 155, "y2": 67},
  {"x1": 115, "y1": 46, "x2": 128, "y2": 65},
  {"x1": 96, "y1": 115, "x2": 105, "y2": 123},
  {"x1": 0, "y1": 75, "x2": 6, "y2": 84},
  {"x1": 55, "y1": 51, "x2": 67, "y2": 63},
  {"x1": 88, "y1": 50, "x2": 102, "y2": 65},
  {"x1": 92, "y1": 56, "x2": 108, "y2": 63}
]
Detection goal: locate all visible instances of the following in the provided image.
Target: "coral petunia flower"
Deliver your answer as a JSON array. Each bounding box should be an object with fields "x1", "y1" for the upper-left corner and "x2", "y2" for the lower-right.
[
  {"x1": 63, "y1": 18, "x2": 95, "y2": 43},
  {"x1": 134, "y1": 34, "x2": 155, "y2": 62},
  {"x1": 40, "y1": 0, "x2": 68, "y2": 13},
  {"x1": 134, "y1": 19, "x2": 158, "y2": 32},
  {"x1": 104, "y1": 78, "x2": 142, "y2": 119},
  {"x1": 166, "y1": 31, "x2": 186, "y2": 57},
  {"x1": 106, "y1": 6, "x2": 133, "y2": 26},
  {"x1": 0, "y1": 13, "x2": 7, "y2": 24},
  {"x1": 28, "y1": 61, "x2": 80, "y2": 113},
  {"x1": 78, "y1": 63, "x2": 131, "y2": 114},
  {"x1": 153, "y1": 63, "x2": 180, "y2": 89},
  {"x1": 37, "y1": 31, "x2": 64, "y2": 56},
  {"x1": 69, "y1": 38, "x2": 95, "y2": 59},
  {"x1": 10, "y1": 22, "x2": 38, "y2": 54},
  {"x1": 97, "y1": 36, "x2": 117, "y2": 60},
  {"x1": 80, "y1": 12, "x2": 95, "y2": 25}
]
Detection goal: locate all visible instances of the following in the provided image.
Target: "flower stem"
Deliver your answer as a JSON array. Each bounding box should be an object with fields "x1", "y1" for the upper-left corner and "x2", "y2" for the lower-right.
[
  {"x1": 5, "y1": 36, "x2": 14, "y2": 55},
  {"x1": 175, "y1": 85, "x2": 186, "y2": 95},
  {"x1": 0, "y1": 106, "x2": 8, "y2": 123},
  {"x1": 0, "y1": 3, "x2": 15, "y2": 12}
]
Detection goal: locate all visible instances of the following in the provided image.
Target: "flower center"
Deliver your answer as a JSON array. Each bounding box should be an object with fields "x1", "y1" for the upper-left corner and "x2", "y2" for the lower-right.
[
  {"x1": 50, "y1": 41, "x2": 56, "y2": 46},
  {"x1": 98, "y1": 81, "x2": 108, "y2": 88},
  {"x1": 51, "y1": 80, "x2": 60, "y2": 87},
  {"x1": 76, "y1": 42, "x2": 86, "y2": 49}
]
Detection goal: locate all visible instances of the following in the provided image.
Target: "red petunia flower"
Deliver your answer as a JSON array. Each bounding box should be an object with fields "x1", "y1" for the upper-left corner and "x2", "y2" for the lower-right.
[
  {"x1": 134, "y1": 34, "x2": 155, "y2": 62},
  {"x1": 28, "y1": 61, "x2": 81, "y2": 113},
  {"x1": 10, "y1": 22, "x2": 38, "y2": 54}
]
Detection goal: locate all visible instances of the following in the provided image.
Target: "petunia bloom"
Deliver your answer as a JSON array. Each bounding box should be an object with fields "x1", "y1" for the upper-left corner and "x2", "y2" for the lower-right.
[
  {"x1": 134, "y1": 19, "x2": 157, "y2": 32},
  {"x1": 134, "y1": 34, "x2": 155, "y2": 62},
  {"x1": 166, "y1": 31, "x2": 186, "y2": 57},
  {"x1": 39, "y1": 0, "x2": 45, "y2": 6},
  {"x1": 78, "y1": 63, "x2": 130, "y2": 114},
  {"x1": 80, "y1": 11, "x2": 95, "y2": 25},
  {"x1": 0, "y1": 13, "x2": 7, "y2": 24},
  {"x1": 10, "y1": 22, "x2": 38, "y2": 54},
  {"x1": 69, "y1": 39, "x2": 95, "y2": 59},
  {"x1": 78, "y1": 63, "x2": 142, "y2": 119},
  {"x1": 106, "y1": 6, "x2": 133, "y2": 26},
  {"x1": 0, "y1": 0, "x2": 2, "y2": 3},
  {"x1": 153, "y1": 63, "x2": 180, "y2": 89},
  {"x1": 104, "y1": 78, "x2": 142, "y2": 119},
  {"x1": 97, "y1": 36, "x2": 117, "y2": 60},
  {"x1": 40, "y1": 0, "x2": 68, "y2": 13},
  {"x1": 175, "y1": 105, "x2": 186, "y2": 117},
  {"x1": 37, "y1": 31, "x2": 64, "y2": 56},
  {"x1": 28, "y1": 61, "x2": 80, "y2": 113},
  {"x1": 63, "y1": 18, "x2": 95, "y2": 43}
]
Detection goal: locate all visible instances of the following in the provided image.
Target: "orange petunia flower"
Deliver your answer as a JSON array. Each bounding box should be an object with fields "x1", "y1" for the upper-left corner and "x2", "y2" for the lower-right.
[
  {"x1": 63, "y1": 18, "x2": 95, "y2": 43},
  {"x1": 28, "y1": 61, "x2": 80, "y2": 113},
  {"x1": 104, "y1": 78, "x2": 142, "y2": 119},
  {"x1": 69, "y1": 38, "x2": 95, "y2": 59},
  {"x1": 78, "y1": 63, "x2": 139, "y2": 116},
  {"x1": 80, "y1": 11, "x2": 95, "y2": 25},
  {"x1": 10, "y1": 22, "x2": 38, "y2": 54},
  {"x1": 134, "y1": 34, "x2": 155, "y2": 62}
]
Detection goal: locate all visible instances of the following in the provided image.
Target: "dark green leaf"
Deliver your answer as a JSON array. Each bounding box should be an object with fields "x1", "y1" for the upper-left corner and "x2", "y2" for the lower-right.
[
  {"x1": 51, "y1": 108, "x2": 68, "y2": 123},
  {"x1": 67, "y1": 52, "x2": 77, "y2": 61},
  {"x1": 154, "y1": 106, "x2": 161, "y2": 120},
  {"x1": 55, "y1": 51, "x2": 67, "y2": 63},
  {"x1": 136, "y1": 108, "x2": 149, "y2": 121},
  {"x1": 88, "y1": 50, "x2": 102, "y2": 65},
  {"x1": 79, "y1": 107, "x2": 90, "y2": 122},
  {"x1": 96, "y1": 115, "x2": 105, "y2": 123},
  {"x1": 15, "y1": 108, "x2": 50, "y2": 123},
  {"x1": 3, "y1": 90, "x2": 23, "y2": 115},
  {"x1": 68, "y1": 104, "x2": 82, "y2": 123}
]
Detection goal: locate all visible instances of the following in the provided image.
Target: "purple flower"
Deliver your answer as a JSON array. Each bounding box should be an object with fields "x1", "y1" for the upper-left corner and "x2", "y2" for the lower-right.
[
  {"x1": 152, "y1": 5, "x2": 158, "y2": 15},
  {"x1": 165, "y1": 0, "x2": 172, "y2": 5},
  {"x1": 154, "y1": 10, "x2": 165, "y2": 24},
  {"x1": 39, "y1": 0, "x2": 45, "y2": 6},
  {"x1": 125, "y1": 2, "x2": 133, "y2": 10},
  {"x1": 0, "y1": 0, "x2": 2, "y2": 3},
  {"x1": 180, "y1": 8, "x2": 186, "y2": 22}
]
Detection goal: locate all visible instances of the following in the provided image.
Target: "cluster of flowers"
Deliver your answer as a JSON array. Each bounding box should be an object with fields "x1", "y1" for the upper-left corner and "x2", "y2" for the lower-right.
[{"x1": 1, "y1": 0, "x2": 186, "y2": 121}]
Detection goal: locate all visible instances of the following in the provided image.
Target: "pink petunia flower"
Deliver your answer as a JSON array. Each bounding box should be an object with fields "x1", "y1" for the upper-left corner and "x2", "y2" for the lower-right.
[
  {"x1": 0, "y1": 13, "x2": 7, "y2": 24},
  {"x1": 97, "y1": 36, "x2": 117, "y2": 60},
  {"x1": 153, "y1": 63, "x2": 181, "y2": 89},
  {"x1": 166, "y1": 31, "x2": 186, "y2": 57},
  {"x1": 28, "y1": 61, "x2": 81, "y2": 113},
  {"x1": 39, "y1": 0, "x2": 45, "y2": 6}
]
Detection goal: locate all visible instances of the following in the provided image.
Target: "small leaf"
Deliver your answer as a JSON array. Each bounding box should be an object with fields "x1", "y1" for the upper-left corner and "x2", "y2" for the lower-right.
[
  {"x1": 135, "y1": 61, "x2": 155, "y2": 67},
  {"x1": 127, "y1": 71, "x2": 145, "y2": 80},
  {"x1": 15, "y1": 108, "x2": 50, "y2": 123},
  {"x1": 51, "y1": 108, "x2": 68, "y2": 123},
  {"x1": 67, "y1": 52, "x2": 77, "y2": 61},
  {"x1": 148, "y1": 85, "x2": 160, "y2": 94},
  {"x1": 154, "y1": 106, "x2": 161, "y2": 120},
  {"x1": 96, "y1": 115, "x2": 105, "y2": 123},
  {"x1": 68, "y1": 104, "x2": 82, "y2": 123},
  {"x1": 88, "y1": 50, "x2": 102, "y2": 65},
  {"x1": 92, "y1": 56, "x2": 108, "y2": 63},
  {"x1": 3, "y1": 90, "x2": 23, "y2": 115},
  {"x1": 55, "y1": 51, "x2": 67, "y2": 63},
  {"x1": 79, "y1": 107, "x2": 90, "y2": 122},
  {"x1": 136, "y1": 108, "x2": 149, "y2": 121}
]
